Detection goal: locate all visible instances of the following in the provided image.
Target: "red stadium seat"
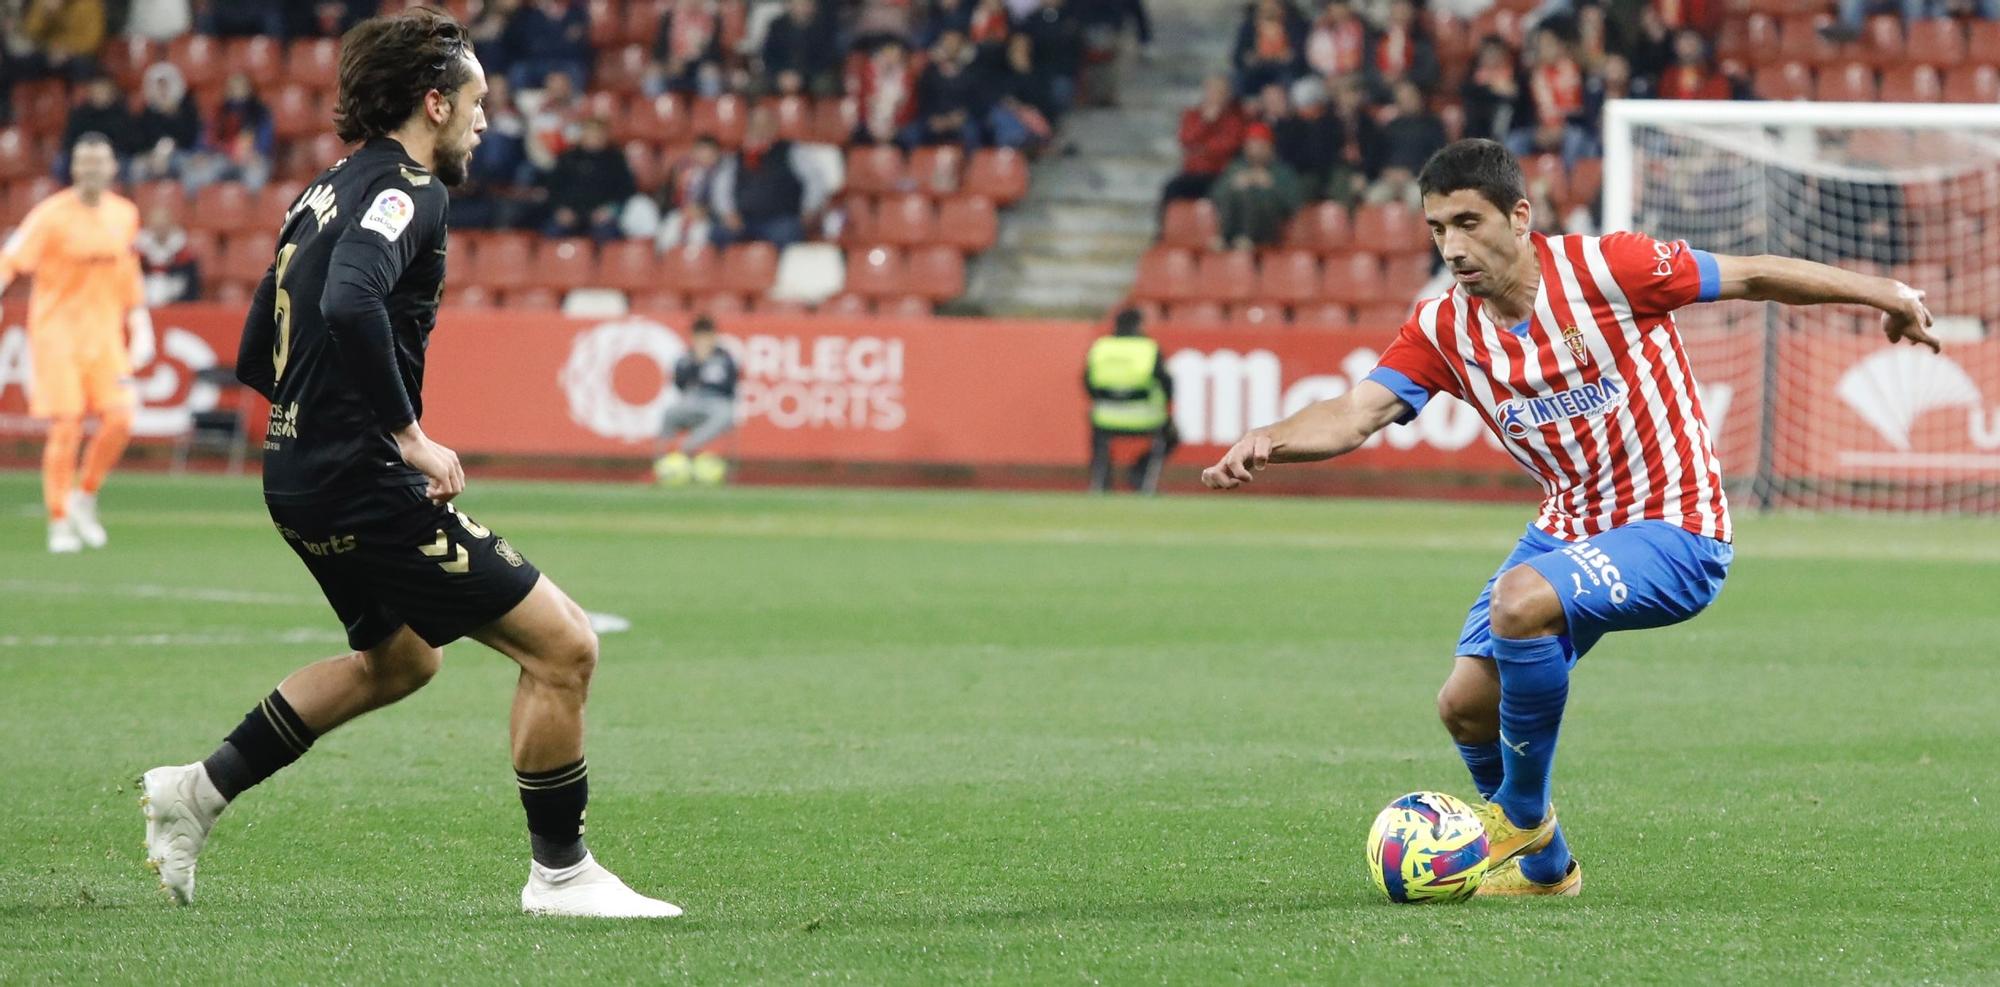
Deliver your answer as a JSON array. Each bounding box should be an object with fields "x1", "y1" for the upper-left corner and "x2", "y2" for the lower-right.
[
  {"x1": 1292, "y1": 302, "x2": 1355, "y2": 329},
  {"x1": 1230, "y1": 302, "x2": 1287, "y2": 328},
  {"x1": 818, "y1": 293, "x2": 874, "y2": 316},
  {"x1": 1813, "y1": 62, "x2": 1878, "y2": 102},
  {"x1": 906, "y1": 245, "x2": 965, "y2": 301},
  {"x1": 599, "y1": 239, "x2": 658, "y2": 293},
  {"x1": 809, "y1": 97, "x2": 855, "y2": 144},
  {"x1": 1194, "y1": 250, "x2": 1256, "y2": 305},
  {"x1": 212, "y1": 280, "x2": 255, "y2": 304},
  {"x1": 14, "y1": 83, "x2": 69, "y2": 138},
  {"x1": 935, "y1": 195, "x2": 998, "y2": 253},
  {"x1": 846, "y1": 246, "x2": 909, "y2": 299},
  {"x1": 1569, "y1": 157, "x2": 1604, "y2": 209},
  {"x1": 1775, "y1": 14, "x2": 1838, "y2": 66},
  {"x1": 1903, "y1": 19, "x2": 1966, "y2": 68},
  {"x1": 503, "y1": 288, "x2": 561, "y2": 310},
  {"x1": 1353, "y1": 202, "x2": 1427, "y2": 257},
  {"x1": 1753, "y1": 62, "x2": 1815, "y2": 101},
  {"x1": 1161, "y1": 199, "x2": 1219, "y2": 250},
  {"x1": 290, "y1": 38, "x2": 342, "y2": 92},
  {"x1": 1322, "y1": 252, "x2": 1385, "y2": 303},
  {"x1": 587, "y1": 0, "x2": 619, "y2": 47},
  {"x1": 271, "y1": 85, "x2": 322, "y2": 141},
  {"x1": 133, "y1": 180, "x2": 189, "y2": 224},
  {"x1": 1855, "y1": 15, "x2": 1906, "y2": 68},
  {"x1": 874, "y1": 193, "x2": 938, "y2": 247},
  {"x1": 0, "y1": 129, "x2": 38, "y2": 182},
  {"x1": 878, "y1": 295, "x2": 934, "y2": 319},
  {"x1": 1966, "y1": 20, "x2": 2000, "y2": 63},
  {"x1": 189, "y1": 183, "x2": 256, "y2": 234},
  {"x1": 629, "y1": 289, "x2": 688, "y2": 314},
  {"x1": 908, "y1": 144, "x2": 966, "y2": 196},
  {"x1": 1879, "y1": 65, "x2": 1943, "y2": 103},
  {"x1": 837, "y1": 194, "x2": 879, "y2": 246},
  {"x1": 1382, "y1": 255, "x2": 1436, "y2": 300},
  {"x1": 766, "y1": 94, "x2": 812, "y2": 141},
  {"x1": 181, "y1": 228, "x2": 220, "y2": 271},
  {"x1": 256, "y1": 180, "x2": 305, "y2": 226},
  {"x1": 659, "y1": 243, "x2": 718, "y2": 293},
  {"x1": 1132, "y1": 247, "x2": 1198, "y2": 304},
  {"x1": 467, "y1": 233, "x2": 534, "y2": 292},
  {"x1": 1163, "y1": 301, "x2": 1227, "y2": 328},
  {"x1": 1284, "y1": 202, "x2": 1353, "y2": 253},
  {"x1": 690, "y1": 292, "x2": 748, "y2": 316},
  {"x1": 1734, "y1": 14, "x2": 1779, "y2": 64},
  {"x1": 101, "y1": 37, "x2": 160, "y2": 90},
  {"x1": 1355, "y1": 302, "x2": 1419, "y2": 328},
  {"x1": 1942, "y1": 65, "x2": 1999, "y2": 103},
  {"x1": 219, "y1": 233, "x2": 275, "y2": 285},
  {"x1": 719, "y1": 242, "x2": 780, "y2": 295},
  {"x1": 964, "y1": 148, "x2": 1028, "y2": 205},
  {"x1": 227, "y1": 37, "x2": 285, "y2": 88},
  {"x1": 845, "y1": 145, "x2": 907, "y2": 196},
  {"x1": 621, "y1": 93, "x2": 689, "y2": 145},
  {"x1": 593, "y1": 44, "x2": 650, "y2": 96},
  {"x1": 624, "y1": 0, "x2": 670, "y2": 46},
  {"x1": 691, "y1": 96, "x2": 748, "y2": 148},
  {"x1": 1255, "y1": 250, "x2": 1321, "y2": 306},
  {"x1": 754, "y1": 297, "x2": 811, "y2": 315},
  {"x1": 451, "y1": 284, "x2": 498, "y2": 308},
  {"x1": 167, "y1": 35, "x2": 225, "y2": 91}
]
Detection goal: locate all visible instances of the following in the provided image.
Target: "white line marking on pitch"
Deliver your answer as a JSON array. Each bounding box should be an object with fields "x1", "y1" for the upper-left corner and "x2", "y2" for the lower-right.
[
  {"x1": 0, "y1": 580, "x2": 314, "y2": 605},
  {"x1": 0, "y1": 628, "x2": 345, "y2": 648}
]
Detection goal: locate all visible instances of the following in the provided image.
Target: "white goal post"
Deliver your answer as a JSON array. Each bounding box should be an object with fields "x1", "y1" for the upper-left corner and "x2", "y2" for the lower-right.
[{"x1": 1601, "y1": 99, "x2": 2000, "y2": 514}]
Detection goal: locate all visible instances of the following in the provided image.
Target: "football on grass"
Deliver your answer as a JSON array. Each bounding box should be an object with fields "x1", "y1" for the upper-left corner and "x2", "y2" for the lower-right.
[{"x1": 1366, "y1": 791, "x2": 1490, "y2": 903}]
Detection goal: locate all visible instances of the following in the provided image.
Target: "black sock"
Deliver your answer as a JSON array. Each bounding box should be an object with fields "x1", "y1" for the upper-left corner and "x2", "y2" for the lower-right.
[
  {"x1": 517, "y1": 758, "x2": 589, "y2": 869},
  {"x1": 201, "y1": 689, "x2": 317, "y2": 801}
]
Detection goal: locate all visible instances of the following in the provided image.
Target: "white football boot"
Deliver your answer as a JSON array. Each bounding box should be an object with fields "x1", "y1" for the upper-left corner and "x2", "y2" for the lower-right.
[
  {"x1": 140, "y1": 763, "x2": 227, "y2": 904},
  {"x1": 521, "y1": 853, "x2": 683, "y2": 918},
  {"x1": 47, "y1": 517, "x2": 81, "y2": 553},
  {"x1": 67, "y1": 492, "x2": 106, "y2": 548}
]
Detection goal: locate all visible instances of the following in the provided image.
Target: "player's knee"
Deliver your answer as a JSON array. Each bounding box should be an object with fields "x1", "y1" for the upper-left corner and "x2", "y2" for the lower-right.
[
  {"x1": 360, "y1": 637, "x2": 442, "y2": 701},
  {"x1": 99, "y1": 408, "x2": 133, "y2": 433},
  {"x1": 1489, "y1": 566, "x2": 1563, "y2": 639},
  {"x1": 1436, "y1": 681, "x2": 1496, "y2": 741},
  {"x1": 543, "y1": 611, "x2": 599, "y2": 694}
]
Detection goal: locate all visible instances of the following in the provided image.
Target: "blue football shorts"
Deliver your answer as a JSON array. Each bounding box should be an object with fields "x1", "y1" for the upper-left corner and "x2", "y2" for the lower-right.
[{"x1": 1455, "y1": 520, "x2": 1734, "y2": 663}]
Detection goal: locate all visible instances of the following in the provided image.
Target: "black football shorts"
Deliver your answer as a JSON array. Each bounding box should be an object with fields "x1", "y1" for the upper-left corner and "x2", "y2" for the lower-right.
[{"x1": 267, "y1": 484, "x2": 541, "y2": 651}]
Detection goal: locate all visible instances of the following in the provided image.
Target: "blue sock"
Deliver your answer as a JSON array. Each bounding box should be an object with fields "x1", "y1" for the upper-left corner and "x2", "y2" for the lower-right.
[
  {"x1": 1519, "y1": 821, "x2": 1573, "y2": 884},
  {"x1": 1455, "y1": 740, "x2": 1504, "y2": 800},
  {"x1": 1491, "y1": 632, "x2": 1570, "y2": 829}
]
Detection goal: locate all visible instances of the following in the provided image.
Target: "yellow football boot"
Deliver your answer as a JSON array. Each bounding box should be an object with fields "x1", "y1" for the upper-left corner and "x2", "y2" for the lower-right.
[
  {"x1": 1469, "y1": 799, "x2": 1557, "y2": 868},
  {"x1": 1475, "y1": 857, "x2": 1582, "y2": 898}
]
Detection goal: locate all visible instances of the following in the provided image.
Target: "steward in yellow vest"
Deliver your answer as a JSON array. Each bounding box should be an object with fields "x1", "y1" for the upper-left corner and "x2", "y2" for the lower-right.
[{"x1": 1084, "y1": 308, "x2": 1178, "y2": 493}]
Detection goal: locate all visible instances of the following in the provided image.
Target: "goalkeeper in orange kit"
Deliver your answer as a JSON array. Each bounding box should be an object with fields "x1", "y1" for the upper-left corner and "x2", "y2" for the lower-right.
[{"x1": 0, "y1": 132, "x2": 155, "y2": 553}]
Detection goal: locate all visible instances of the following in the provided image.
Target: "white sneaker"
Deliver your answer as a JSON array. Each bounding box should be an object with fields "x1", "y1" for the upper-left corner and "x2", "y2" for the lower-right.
[
  {"x1": 521, "y1": 852, "x2": 683, "y2": 918},
  {"x1": 68, "y1": 492, "x2": 106, "y2": 548},
  {"x1": 47, "y1": 517, "x2": 81, "y2": 554},
  {"x1": 140, "y1": 763, "x2": 227, "y2": 904}
]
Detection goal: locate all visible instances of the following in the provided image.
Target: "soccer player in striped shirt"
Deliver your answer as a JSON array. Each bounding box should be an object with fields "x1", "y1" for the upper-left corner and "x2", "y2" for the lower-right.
[{"x1": 1202, "y1": 139, "x2": 1939, "y2": 896}]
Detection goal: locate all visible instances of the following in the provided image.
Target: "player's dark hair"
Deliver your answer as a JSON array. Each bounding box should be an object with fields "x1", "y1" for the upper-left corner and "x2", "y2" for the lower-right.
[
  {"x1": 72, "y1": 131, "x2": 114, "y2": 153},
  {"x1": 692, "y1": 316, "x2": 717, "y2": 335},
  {"x1": 1113, "y1": 308, "x2": 1144, "y2": 336},
  {"x1": 334, "y1": 7, "x2": 477, "y2": 144},
  {"x1": 1417, "y1": 138, "x2": 1527, "y2": 216}
]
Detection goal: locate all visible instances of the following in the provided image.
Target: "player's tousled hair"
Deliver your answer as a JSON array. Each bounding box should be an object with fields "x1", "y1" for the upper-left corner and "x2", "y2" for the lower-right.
[
  {"x1": 333, "y1": 6, "x2": 477, "y2": 144},
  {"x1": 1417, "y1": 138, "x2": 1528, "y2": 216}
]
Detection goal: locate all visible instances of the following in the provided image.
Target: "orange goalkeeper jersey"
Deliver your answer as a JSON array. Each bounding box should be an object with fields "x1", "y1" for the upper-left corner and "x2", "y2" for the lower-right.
[{"x1": 0, "y1": 187, "x2": 142, "y2": 360}]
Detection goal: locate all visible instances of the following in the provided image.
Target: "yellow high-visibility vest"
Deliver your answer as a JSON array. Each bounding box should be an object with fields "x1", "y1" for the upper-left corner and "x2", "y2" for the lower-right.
[{"x1": 1087, "y1": 335, "x2": 1168, "y2": 432}]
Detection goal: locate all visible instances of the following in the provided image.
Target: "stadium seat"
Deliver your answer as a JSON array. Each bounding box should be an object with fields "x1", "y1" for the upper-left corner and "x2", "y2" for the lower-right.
[
  {"x1": 133, "y1": 180, "x2": 188, "y2": 223},
  {"x1": 845, "y1": 146, "x2": 907, "y2": 196},
  {"x1": 1966, "y1": 20, "x2": 2000, "y2": 63},
  {"x1": 878, "y1": 295, "x2": 934, "y2": 319},
  {"x1": 599, "y1": 239, "x2": 658, "y2": 293},
  {"x1": 1942, "y1": 65, "x2": 1999, "y2": 103},
  {"x1": 818, "y1": 293, "x2": 874, "y2": 316},
  {"x1": 189, "y1": 183, "x2": 256, "y2": 234},
  {"x1": 1382, "y1": 255, "x2": 1436, "y2": 300},
  {"x1": 1570, "y1": 157, "x2": 1604, "y2": 210},
  {"x1": 1284, "y1": 202, "x2": 1353, "y2": 254},
  {"x1": 1132, "y1": 247, "x2": 1198, "y2": 303},
  {"x1": 837, "y1": 195, "x2": 878, "y2": 246},
  {"x1": 219, "y1": 234, "x2": 275, "y2": 286},
  {"x1": 766, "y1": 94, "x2": 812, "y2": 142},
  {"x1": 181, "y1": 229, "x2": 220, "y2": 271},
  {"x1": 1323, "y1": 252, "x2": 1386, "y2": 303},
  {"x1": 271, "y1": 85, "x2": 322, "y2": 141},
  {"x1": 167, "y1": 35, "x2": 225, "y2": 90},
  {"x1": 1879, "y1": 65, "x2": 1942, "y2": 103},
  {"x1": 0, "y1": 129, "x2": 38, "y2": 182},
  {"x1": 1164, "y1": 301, "x2": 1227, "y2": 328},
  {"x1": 467, "y1": 233, "x2": 534, "y2": 292},
  {"x1": 754, "y1": 298, "x2": 811, "y2": 315},
  {"x1": 908, "y1": 145, "x2": 966, "y2": 196},
  {"x1": 692, "y1": 96, "x2": 748, "y2": 148},
  {"x1": 1775, "y1": 14, "x2": 1838, "y2": 65},
  {"x1": 906, "y1": 245, "x2": 965, "y2": 301},
  {"x1": 587, "y1": 0, "x2": 620, "y2": 47},
  {"x1": 809, "y1": 97, "x2": 856, "y2": 145},
  {"x1": 935, "y1": 195, "x2": 998, "y2": 252},
  {"x1": 101, "y1": 36, "x2": 159, "y2": 90},
  {"x1": 624, "y1": 0, "x2": 670, "y2": 46},
  {"x1": 13, "y1": 83, "x2": 68, "y2": 138},
  {"x1": 453, "y1": 284, "x2": 498, "y2": 308},
  {"x1": 1161, "y1": 199, "x2": 1219, "y2": 250},
  {"x1": 629, "y1": 289, "x2": 687, "y2": 314},
  {"x1": 621, "y1": 93, "x2": 688, "y2": 145},
  {"x1": 256, "y1": 181, "x2": 305, "y2": 226},
  {"x1": 290, "y1": 38, "x2": 342, "y2": 91},
  {"x1": 875, "y1": 193, "x2": 938, "y2": 247},
  {"x1": 1899, "y1": 19, "x2": 1965, "y2": 68},
  {"x1": 964, "y1": 148, "x2": 1029, "y2": 205},
  {"x1": 1230, "y1": 302, "x2": 1287, "y2": 328},
  {"x1": 1355, "y1": 302, "x2": 1418, "y2": 328},
  {"x1": 1814, "y1": 62, "x2": 1878, "y2": 102},
  {"x1": 1855, "y1": 15, "x2": 1906, "y2": 68},
  {"x1": 720, "y1": 242, "x2": 781, "y2": 296},
  {"x1": 594, "y1": 44, "x2": 650, "y2": 96},
  {"x1": 1753, "y1": 62, "x2": 1815, "y2": 101},
  {"x1": 691, "y1": 292, "x2": 749, "y2": 316},
  {"x1": 1255, "y1": 250, "x2": 1322, "y2": 306},
  {"x1": 1353, "y1": 202, "x2": 1427, "y2": 257},
  {"x1": 659, "y1": 243, "x2": 719, "y2": 293},
  {"x1": 845, "y1": 246, "x2": 908, "y2": 299},
  {"x1": 503, "y1": 288, "x2": 562, "y2": 310},
  {"x1": 1735, "y1": 14, "x2": 1779, "y2": 63},
  {"x1": 1195, "y1": 250, "x2": 1256, "y2": 305},
  {"x1": 212, "y1": 281, "x2": 254, "y2": 304},
  {"x1": 1292, "y1": 302, "x2": 1355, "y2": 329},
  {"x1": 227, "y1": 37, "x2": 285, "y2": 88}
]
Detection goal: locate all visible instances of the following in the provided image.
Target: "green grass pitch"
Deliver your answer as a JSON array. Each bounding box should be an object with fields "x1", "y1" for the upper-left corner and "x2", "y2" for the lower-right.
[{"x1": 2, "y1": 471, "x2": 1997, "y2": 983}]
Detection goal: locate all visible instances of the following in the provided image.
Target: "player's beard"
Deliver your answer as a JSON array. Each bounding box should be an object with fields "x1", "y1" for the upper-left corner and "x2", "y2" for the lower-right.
[{"x1": 436, "y1": 135, "x2": 471, "y2": 188}]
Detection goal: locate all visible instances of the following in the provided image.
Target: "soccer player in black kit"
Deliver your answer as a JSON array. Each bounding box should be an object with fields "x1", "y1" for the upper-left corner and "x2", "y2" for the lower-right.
[{"x1": 138, "y1": 8, "x2": 679, "y2": 918}]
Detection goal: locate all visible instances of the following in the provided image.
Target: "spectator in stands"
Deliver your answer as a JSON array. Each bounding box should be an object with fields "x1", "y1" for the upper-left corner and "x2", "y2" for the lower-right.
[
  {"x1": 198, "y1": 0, "x2": 286, "y2": 38},
  {"x1": 851, "y1": 38, "x2": 919, "y2": 145},
  {"x1": 1209, "y1": 122, "x2": 1302, "y2": 250},
  {"x1": 1366, "y1": 79, "x2": 1447, "y2": 206},
  {"x1": 1322, "y1": 72, "x2": 1376, "y2": 205},
  {"x1": 294, "y1": 1, "x2": 378, "y2": 37},
  {"x1": 710, "y1": 106, "x2": 829, "y2": 249},
  {"x1": 1825, "y1": 0, "x2": 1996, "y2": 43},
  {"x1": 1232, "y1": 0, "x2": 1304, "y2": 97},
  {"x1": 1654, "y1": 28, "x2": 1732, "y2": 101},
  {"x1": 1305, "y1": 0, "x2": 1367, "y2": 79},
  {"x1": 541, "y1": 117, "x2": 634, "y2": 241},
  {"x1": 123, "y1": 0, "x2": 191, "y2": 40},
  {"x1": 1159, "y1": 75, "x2": 1245, "y2": 211},
  {"x1": 135, "y1": 205, "x2": 199, "y2": 306},
  {"x1": 185, "y1": 71, "x2": 273, "y2": 191},
  {"x1": 1370, "y1": 0, "x2": 1440, "y2": 99},
  {"x1": 469, "y1": 0, "x2": 522, "y2": 83},
  {"x1": 982, "y1": 33, "x2": 1056, "y2": 150},
  {"x1": 919, "y1": 0, "x2": 975, "y2": 48},
  {"x1": 1075, "y1": 0, "x2": 1152, "y2": 107},
  {"x1": 760, "y1": 0, "x2": 840, "y2": 96},
  {"x1": 1460, "y1": 35, "x2": 1521, "y2": 143},
  {"x1": 907, "y1": 30, "x2": 985, "y2": 149},
  {"x1": 967, "y1": 0, "x2": 1012, "y2": 46},
  {"x1": 1626, "y1": 5, "x2": 1674, "y2": 86},
  {"x1": 23, "y1": 0, "x2": 106, "y2": 79},
  {"x1": 452, "y1": 73, "x2": 533, "y2": 228},
  {"x1": 522, "y1": 69, "x2": 582, "y2": 175},
  {"x1": 130, "y1": 64, "x2": 201, "y2": 185},
  {"x1": 1570, "y1": 51, "x2": 1633, "y2": 161},
  {"x1": 1017, "y1": 0, "x2": 1082, "y2": 116},
  {"x1": 61, "y1": 74, "x2": 140, "y2": 166},
  {"x1": 622, "y1": 135, "x2": 724, "y2": 249},
  {"x1": 650, "y1": 0, "x2": 730, "y2": 98},
  {"x1": 1507, "y1": 27, "x2": 1586, "y2": 164},
  {"x1": 504, "y1": 0, "x2": 593, "y2": 91},
  {"x1": 1275, "y1": 76, "x2": 1344, "y2": 201},
  {"x1": 1572, "y1": 2, "x2": 1611, "y2": 74}
]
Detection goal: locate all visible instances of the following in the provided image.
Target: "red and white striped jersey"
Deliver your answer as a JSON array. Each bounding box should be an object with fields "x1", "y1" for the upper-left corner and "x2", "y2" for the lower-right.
[{"x1": 1365, "y1": 231, "x2": 1733, "y2": 543}]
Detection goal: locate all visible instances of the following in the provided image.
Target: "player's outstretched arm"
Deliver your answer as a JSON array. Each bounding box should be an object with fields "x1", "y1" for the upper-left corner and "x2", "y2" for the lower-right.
[
  {"x1": 1202, "y1": 379, "x2": 1408, "y2": 490},
  {"x1": 236, "y1": 265, "x2": 280, "y2": 398},
  {"x1": 1710, "y1": 253, "x2": 1940, "y2": 353}
]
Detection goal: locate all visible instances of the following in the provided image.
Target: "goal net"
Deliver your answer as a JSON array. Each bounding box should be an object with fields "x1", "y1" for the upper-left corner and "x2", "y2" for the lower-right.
[{"x1": 1602, "y1": 99, "x2": 2000, "y2": 514}]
